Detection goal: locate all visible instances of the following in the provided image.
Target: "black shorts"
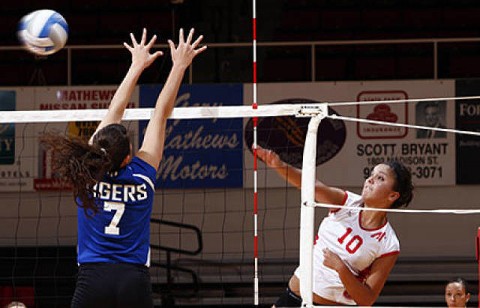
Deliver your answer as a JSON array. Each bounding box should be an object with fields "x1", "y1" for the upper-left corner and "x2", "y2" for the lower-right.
[
  {"x1": 274, "y1": 285, "x2": 324, "y2": 307},
  {"x1": 274, "y1": 285, "x2": 303, "y2": 308},
  {"x1": 71, "y1": 263, "x2": 153, "y2": 308}
]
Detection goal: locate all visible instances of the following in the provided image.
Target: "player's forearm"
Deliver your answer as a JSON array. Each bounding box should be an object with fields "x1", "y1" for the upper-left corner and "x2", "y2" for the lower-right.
[
  {"x1": 138, "y1": 64, "x2": 186, "y2": 166},
  {"x1": 273, "y1": 164, "x2": 302, "y2": 189},
  {"x1": 107, "y1": 64, "x2": 144, "y2": 120},
  {"x1": 152, "y1": 64, "x2": 187, "y2": 120},
  {"x1": 337, "y1": 266, "x2": 377, "y2": 306}
]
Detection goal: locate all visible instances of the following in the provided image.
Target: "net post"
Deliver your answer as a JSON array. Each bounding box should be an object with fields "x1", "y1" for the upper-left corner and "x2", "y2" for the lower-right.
[{"x1": 299, "y1": 108, "x2": 326, "y2": 308}]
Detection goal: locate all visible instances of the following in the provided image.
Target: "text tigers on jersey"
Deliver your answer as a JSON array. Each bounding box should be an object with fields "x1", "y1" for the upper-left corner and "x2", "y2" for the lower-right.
[{"x1": 93, "y1": 182, "x2": 148, "y2": 202}]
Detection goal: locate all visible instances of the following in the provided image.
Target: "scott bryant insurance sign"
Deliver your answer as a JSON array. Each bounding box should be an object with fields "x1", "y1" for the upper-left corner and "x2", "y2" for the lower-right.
[{"x1": 355, "y1": 87, "x2": 455, "y2": 186}]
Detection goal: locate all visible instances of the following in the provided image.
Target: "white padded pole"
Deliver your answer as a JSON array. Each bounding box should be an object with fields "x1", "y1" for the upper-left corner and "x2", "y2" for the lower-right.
[{"x1": 299, "y1": 115, "x2": 323, "y2": 308}]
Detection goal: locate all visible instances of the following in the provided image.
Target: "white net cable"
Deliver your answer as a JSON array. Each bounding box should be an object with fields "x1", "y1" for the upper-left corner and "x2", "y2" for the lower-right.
[
  {"x1": 327, "y1": 94, "x2": 480, "y2": 107},
  {"x1": 328, "y1": 114, "x2": 480, "y2": 136},
  {"x1": 311, "y1": 202, "x2": 480, "y2": 214}
]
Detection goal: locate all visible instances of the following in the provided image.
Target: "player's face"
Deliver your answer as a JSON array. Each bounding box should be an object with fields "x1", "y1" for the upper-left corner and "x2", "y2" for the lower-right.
[
  {"x1": 445, "y1": 282, "x2": 469, "y2": 308},
  {"x1": 362, "y1": 164, "x2": 399, "y2": 208}
]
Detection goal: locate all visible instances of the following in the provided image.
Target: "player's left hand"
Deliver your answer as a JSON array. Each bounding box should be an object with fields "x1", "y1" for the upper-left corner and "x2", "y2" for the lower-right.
[
  {"x1": 322, "y1": 248, "x2": 346, "y2": 273},
  {"x1": 169, "y1": 28, "x2": 207, "y2": 70},
  {"x1": 124, "y1": 28, "x2": 163, "y2": 70}
]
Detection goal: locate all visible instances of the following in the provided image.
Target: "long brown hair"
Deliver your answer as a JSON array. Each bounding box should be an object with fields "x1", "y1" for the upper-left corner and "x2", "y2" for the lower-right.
[{"x1": 39, "y1": 132, "x2": 112, "y2": 215}]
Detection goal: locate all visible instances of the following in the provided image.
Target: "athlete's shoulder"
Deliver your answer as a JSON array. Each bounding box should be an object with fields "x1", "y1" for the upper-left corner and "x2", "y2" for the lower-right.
[
  {"x1": 126, "y1": 156, "x2": 157, "y2": 177},
  {"x1": 379, "y1": 222, "x2": 400, "y2": 252},
  {"x1": 130, "y1": 156, "x2": 156, "y2": 171},
  {"x1": 107, "y1": 156, "x2": 157, "y2": 189}
]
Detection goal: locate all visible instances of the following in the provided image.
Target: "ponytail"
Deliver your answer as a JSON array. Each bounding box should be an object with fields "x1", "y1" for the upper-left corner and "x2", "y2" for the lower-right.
[{"x1": 39, "y1": 133, "x2": 112, "y2": 215}]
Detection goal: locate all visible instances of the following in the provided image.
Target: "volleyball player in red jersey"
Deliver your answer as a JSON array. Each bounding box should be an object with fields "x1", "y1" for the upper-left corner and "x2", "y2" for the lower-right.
[{"x1": 257, "y1": 146, "x2": 413, "y2": 306}]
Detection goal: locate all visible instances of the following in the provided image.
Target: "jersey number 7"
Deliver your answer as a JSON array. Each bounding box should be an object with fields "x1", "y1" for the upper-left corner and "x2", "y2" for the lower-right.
[{"x1": 104, "y1": 201, "x2": 125, "y2": 235}]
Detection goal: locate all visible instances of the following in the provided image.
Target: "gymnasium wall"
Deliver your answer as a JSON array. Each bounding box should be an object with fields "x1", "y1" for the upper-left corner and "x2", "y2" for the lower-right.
[{"x1": 0, "y1": 79, "x2": 479, "y2": 260}]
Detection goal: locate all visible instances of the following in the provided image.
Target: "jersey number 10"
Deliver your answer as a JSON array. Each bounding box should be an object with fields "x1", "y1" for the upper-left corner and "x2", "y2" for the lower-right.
[{"x1": 338, "y1": 227, "x2": 363, "y2": 254}]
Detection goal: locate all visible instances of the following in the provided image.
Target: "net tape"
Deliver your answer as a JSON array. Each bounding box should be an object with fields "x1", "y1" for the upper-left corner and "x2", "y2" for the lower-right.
[
  {"x1": 2, "y1": 95, "x2": 480, "y2": 123},
  {"x1": 4, "y1": 96, "x2": 480, "y2": 137}
]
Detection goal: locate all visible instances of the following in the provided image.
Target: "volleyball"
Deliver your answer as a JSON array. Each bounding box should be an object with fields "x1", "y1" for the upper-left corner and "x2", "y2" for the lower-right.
[{"x1": 17, "y1": 9, "x2": 69, "y2": 56}]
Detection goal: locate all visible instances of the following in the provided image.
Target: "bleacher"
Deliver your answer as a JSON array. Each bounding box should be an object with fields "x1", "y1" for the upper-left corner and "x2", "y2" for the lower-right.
[
  {"x1": 148, "y1": 257, "x2": 478, "y2": 307},
  {"x1": 2, "y1": 0, "x2": 480, "y2": 85},
  {"x1": 0, "y1": 246, "x2": 475, "y2": 307}
]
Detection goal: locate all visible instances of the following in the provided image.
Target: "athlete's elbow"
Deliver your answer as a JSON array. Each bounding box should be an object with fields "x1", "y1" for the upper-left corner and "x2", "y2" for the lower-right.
[
  {"x1": 355, "y1": 299, "x2": 376, "y2": 306},
  {"x1": 162, "y1": 105, "x2": 174, "y2": 120},
  {"x1": 355, "y1": 294, "x2": 378, "y2": 306},
  {"x1": 152, "y1": 107, "x2": 171, "y2": 123},
  {"x1": 159, "y1": 111, "x2": 169, "y2": 122}
]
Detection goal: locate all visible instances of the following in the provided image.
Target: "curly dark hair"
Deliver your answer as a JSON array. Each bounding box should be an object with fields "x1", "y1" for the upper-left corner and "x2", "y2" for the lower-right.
[
  {"x1": 91, "y1": 124, "x2": 131, "y2": 172},
  {"x1": 385, "y1": 160, "x2": 414, "y2": 209},
  {"x1": 39, "y1": 124, "x2": 131, "y2": 215}
]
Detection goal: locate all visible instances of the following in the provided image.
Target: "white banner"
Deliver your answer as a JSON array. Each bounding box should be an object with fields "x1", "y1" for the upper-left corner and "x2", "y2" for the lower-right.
[{"x1": 245, "y1": 80, "x2": 455, "y2": 187}]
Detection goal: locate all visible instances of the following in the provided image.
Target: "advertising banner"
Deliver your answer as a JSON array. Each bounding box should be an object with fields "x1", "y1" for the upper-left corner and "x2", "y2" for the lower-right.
[
  {"x1": 140, "y1": 84, "x2": 243, "y2": 189},
  {"x1": 244, "y1": 80, "x2": 455, "y2": 187},
  {"x1": 0, "y1": 80, "x2": 462, "y2": 191},
  {"x1": 0, "y1": 89, "x2": 36, "y2": 191},
  {"x1": 33, "y1": 87, "x2": 139, "y2": 191}
]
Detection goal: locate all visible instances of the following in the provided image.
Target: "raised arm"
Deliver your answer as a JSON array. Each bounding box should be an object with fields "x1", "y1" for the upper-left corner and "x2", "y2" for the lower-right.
[
  {"x1": 256, "y1": 145, "x2": 345, "y2": 204},
  {"x1": 136, "y1": 28, "x2": 206, "y2": 169},
  {"x1": 90, "y1": 28, "x2": 163, "y2": 143}
]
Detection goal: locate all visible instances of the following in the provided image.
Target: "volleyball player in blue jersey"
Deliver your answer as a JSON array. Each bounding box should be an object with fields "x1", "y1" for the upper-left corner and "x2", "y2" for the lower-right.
[{"x1": 41, "y1": 28, "x2": 206, "y2": 308}]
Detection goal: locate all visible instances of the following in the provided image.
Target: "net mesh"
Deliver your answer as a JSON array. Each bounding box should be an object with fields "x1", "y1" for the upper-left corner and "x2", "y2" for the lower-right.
[
  {"x1": 1, "y1": 93, "x2": 480, "y2": 307},
  {"x1": 0, "y1": 105, "x2": 301, "y2": 307}
]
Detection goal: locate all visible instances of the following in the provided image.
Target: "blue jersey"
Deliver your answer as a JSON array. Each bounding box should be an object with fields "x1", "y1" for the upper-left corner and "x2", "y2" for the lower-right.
[{"x1": 77, "y1": 156, "x2": 157, "y2": 266}]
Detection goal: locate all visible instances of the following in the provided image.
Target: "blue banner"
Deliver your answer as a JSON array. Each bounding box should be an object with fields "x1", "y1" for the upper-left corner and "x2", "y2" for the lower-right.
[{"x1": 139, "y1": 84, "x2": 243, "y2": 188}]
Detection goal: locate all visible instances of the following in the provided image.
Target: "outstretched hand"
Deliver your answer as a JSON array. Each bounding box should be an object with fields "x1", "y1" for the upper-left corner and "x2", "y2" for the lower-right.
[
  {"x1": 168, "y1": 28, "x2": 207, "y2": 70},
  {"x1": 124, "y1": 28, "x2": 163, "y2": 70},
  {"x1": 256, "y1": 145, "x2": 287, "y2": 169}
]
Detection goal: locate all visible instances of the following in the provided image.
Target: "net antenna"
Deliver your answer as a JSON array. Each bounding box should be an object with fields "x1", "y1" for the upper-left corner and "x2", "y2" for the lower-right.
[{"x1": 251, "y1": 0, "x2": 259, "y2": 305}]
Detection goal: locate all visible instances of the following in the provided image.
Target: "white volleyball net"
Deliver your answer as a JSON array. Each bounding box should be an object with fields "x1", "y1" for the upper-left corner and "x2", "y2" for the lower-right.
[
  {"x1": 1, "y1": 87, "x2": 480, "y2": 307},
  {"x1": 0, "y1": 94, "x2": 315, "y2": 307}
]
